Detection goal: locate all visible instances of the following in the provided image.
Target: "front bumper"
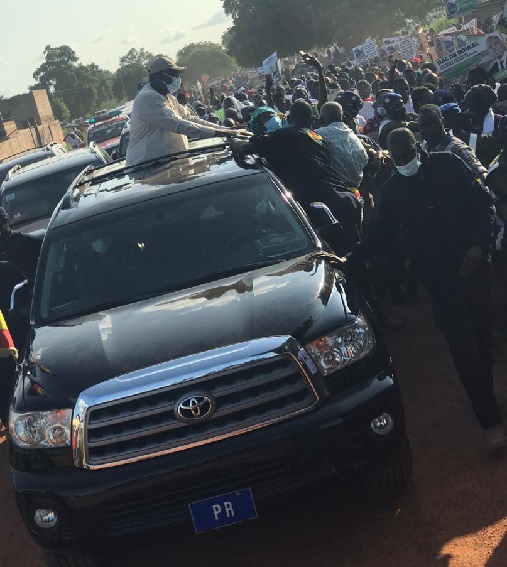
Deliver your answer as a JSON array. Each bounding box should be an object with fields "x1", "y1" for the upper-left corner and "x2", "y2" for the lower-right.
[{"x1": 13, "y1": 368, "x2": 406, "y2": 554}]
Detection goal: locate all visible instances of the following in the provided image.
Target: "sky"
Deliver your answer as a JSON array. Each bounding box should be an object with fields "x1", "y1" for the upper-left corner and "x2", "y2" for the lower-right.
[{"x1": 1, "y1": 0, "x2": 232, "y2": 97}]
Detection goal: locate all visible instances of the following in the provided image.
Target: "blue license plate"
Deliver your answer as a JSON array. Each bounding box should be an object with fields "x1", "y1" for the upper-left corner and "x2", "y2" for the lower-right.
[{"x1": 189, "y1": 488, "x2": 258, "y2": 534}]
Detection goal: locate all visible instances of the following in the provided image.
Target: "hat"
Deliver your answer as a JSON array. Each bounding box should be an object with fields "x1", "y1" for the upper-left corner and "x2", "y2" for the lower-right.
[
  {"x1": 439, "y1": 102, "x2": 461, "y2": 116},
  {"x1": 382, "y1": 92, "x2": 404, "y2": 111},
  {"x1": 433, "y1": 89, "x2": 454, "y2": 106},
  {"x1": 148, "y1": 55, "x2": 186, "y2": 75}
]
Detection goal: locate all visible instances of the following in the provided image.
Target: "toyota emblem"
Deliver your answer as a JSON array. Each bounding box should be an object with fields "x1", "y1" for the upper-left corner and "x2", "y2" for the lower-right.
[{"x1": 175, "y1": 394, "x2": 215, "y2": 423}]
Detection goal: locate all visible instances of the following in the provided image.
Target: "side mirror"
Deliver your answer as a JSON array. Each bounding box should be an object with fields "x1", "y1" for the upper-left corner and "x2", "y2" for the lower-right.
[{"x1": 308, "y1": 202, "x2": 341, "y2": 229}]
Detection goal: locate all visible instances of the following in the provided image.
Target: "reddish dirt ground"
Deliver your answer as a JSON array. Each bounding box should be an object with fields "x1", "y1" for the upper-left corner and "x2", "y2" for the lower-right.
[{"x1": 2, "y1": 294, "x2": 507, "y2": 567}]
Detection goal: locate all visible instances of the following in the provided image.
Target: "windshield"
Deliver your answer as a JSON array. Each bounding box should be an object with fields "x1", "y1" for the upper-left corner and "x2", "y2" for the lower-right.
[
  {"x1": 87, "y1": 120, "x2": 128, "y2": 144},
  {"x1": 35, "y1": 175, "x2": 315, "y2": 323},
  {"x1": 1, "y1": 163, "x2": 94, "y2": 226}
]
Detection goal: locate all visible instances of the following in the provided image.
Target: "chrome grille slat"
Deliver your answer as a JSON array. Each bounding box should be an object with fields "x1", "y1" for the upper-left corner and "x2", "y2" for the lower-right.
[{"x1": 75, "y1": 337, "x2": 321, "y2": 469}]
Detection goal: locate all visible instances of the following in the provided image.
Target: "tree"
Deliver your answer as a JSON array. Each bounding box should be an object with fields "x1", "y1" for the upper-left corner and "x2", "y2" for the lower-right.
[
  {"x1": 33, "y1": 45, "x2": 79, "y2": 92},
  {"x1": 50, "y1": 95, "x2": 71, "y2": 122},
  {"x1": 113, "y1": 48, "x2": 154, "y2": 101},
  {"x1": 176, "y1": 42, "x2": 237, "y2": 83},
  {"x1": 221, "y1": 0, "x2": 442, "y2": 65}
]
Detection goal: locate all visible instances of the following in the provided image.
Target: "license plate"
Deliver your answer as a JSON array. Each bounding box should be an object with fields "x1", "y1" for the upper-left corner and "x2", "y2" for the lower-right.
[{"x1": 189, "y1": 488, "x2": 258, "y2": 534}]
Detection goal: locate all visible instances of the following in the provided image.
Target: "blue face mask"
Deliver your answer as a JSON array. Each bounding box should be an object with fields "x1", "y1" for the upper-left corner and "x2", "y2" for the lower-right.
[
  {"x1": 376, "y1": 106, "x2": 387, "y2": 118},
  {"x1": 164, "y1": 76, "x2": 182, "y2": 95},
  {"x1": 264, "y1": 115, "x2": 283, "y2": 133}
]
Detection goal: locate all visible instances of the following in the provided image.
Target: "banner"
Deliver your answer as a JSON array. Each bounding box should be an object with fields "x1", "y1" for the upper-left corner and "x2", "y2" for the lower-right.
[
  {"x1": 435, "y1": 32, "x2": 507, "y2": 80},
  {"x1": 352, "y1": 41, "x2": 379, "y2": 65},
  {"x1": 382, "y1": 36, "x2": 417, "y2": 59},
  {"x1": 262, "y1": 52, "x2": 278, "y2": 76},
  {"x1": 446, "y1": 0, "x2": 477, "y2": 17}
]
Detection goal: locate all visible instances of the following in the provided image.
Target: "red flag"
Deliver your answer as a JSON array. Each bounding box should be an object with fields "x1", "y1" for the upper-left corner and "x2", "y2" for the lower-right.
[{"x1": 0, "y1": 310, "x2": 17, "y2": 359}]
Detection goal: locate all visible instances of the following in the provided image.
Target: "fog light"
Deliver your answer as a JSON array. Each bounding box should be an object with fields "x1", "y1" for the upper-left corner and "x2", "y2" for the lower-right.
[
  {"x1": 34, "y1": 509, "x2": 58, "y2": 529},
  {"x1": 371, "y1": 413, "x2": 394, "y2": 436}
]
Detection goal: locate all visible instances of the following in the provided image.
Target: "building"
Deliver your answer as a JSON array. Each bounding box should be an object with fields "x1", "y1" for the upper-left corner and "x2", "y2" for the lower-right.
[{"x1": 0, "y1": 89, "x2": 63, "y2": 160}]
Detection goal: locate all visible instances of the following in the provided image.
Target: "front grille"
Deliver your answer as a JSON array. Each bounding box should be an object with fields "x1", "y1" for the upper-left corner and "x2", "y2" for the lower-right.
[
  {"x1": 103, "y1": 451, "x2": 333, "y2": 536},
  {"x1": 80, "y1": 345, "x2": 319, "y2": 469}
]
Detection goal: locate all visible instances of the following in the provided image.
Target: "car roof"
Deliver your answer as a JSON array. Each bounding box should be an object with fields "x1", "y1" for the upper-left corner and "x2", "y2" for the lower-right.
[
  {"x1": 87, "y1": 115, "x2": 129, "y2": 131},
  {"x1": 51, "y1": 141, "x2": 264, "y2": 230},
  {"x1": 2, "y1": 147, "x2": 105, "y2": 187}
]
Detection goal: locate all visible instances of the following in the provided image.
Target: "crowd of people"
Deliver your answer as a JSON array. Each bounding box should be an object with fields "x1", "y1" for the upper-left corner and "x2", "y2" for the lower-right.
[
  {"x1": 124, "y1": 50, "x2": 507, "y2": 453},
  {"x1": 2, "y1": 48, "x2": 507, "y2": 454}
]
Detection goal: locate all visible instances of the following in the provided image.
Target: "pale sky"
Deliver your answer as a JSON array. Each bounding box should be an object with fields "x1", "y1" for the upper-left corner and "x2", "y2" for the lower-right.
[{"x1": 1, "y1": 0, "x2": 232, "y2": 97}]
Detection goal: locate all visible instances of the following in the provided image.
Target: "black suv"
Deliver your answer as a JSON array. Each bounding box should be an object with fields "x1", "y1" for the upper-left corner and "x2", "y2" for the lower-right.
[
  {"x1": 0, "y1": 143, "x2": 67, "y2": 186},
  {"x1": 8, "y1": 142, "x2": 411, "y2": 566},
  {"x1": 0, "y1": 143, "x2": 111, "y2": 237}
]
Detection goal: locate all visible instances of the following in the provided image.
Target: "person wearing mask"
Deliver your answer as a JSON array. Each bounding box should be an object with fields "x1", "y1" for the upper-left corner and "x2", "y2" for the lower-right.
[
  {"x1": 378, "y1": 93, "x2": 409, "y2": 149},
  {"x1": 418, "y1": 104, "x2": 486, "y2": 179},
  {"x1": 249, "y1": 106, "x2": 284, "y2": 136},
  {"x1": 363, "y1": 88, "x2": 393, "y2": 142},
  {"x1": 344, "y1": 128, "x2": 504, "y2": 452},
  {"x1": 230, "y1": 100, "x2": 362, "y2": 256},
  {"x1": 316, "y1": 101, "x2": 369, "y2": 190},
  {"x1": 126, "y1": 56, "x2": 247, "y2": 166}
]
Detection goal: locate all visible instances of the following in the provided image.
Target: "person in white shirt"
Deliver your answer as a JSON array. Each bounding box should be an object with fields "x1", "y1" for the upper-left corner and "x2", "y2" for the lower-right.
[{"x1": 126, "y1": 56, "x2": 246, "y2": 166}]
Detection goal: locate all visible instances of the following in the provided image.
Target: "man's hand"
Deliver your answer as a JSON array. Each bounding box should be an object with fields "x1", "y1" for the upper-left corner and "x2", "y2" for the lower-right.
[
  {"x1": 460, "y1": 246, "x2": 483, "y2": 276},
  {"x1": 217, "y1": 129, "x2": 250, "y2": 140},
  {"x1": 301, "y1": 53, "x2": 323, "y2": 71}
]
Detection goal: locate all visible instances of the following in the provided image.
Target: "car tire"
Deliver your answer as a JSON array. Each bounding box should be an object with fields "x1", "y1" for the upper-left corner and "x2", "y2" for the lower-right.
[
  {"x1": 362, "y1": 439, "x2": 413, "y2": 491},
  {"x1": 42, "y1": 551, "x2": 103, "y2": 567}
]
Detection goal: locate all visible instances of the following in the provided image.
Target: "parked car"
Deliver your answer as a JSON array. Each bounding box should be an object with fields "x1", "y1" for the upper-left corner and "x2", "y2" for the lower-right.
[
  {"x1": 86, "y1": 115, "x2": 130, "y2": 157},
  {"x1": 0, "y1": 143, "x2": 67, "y2": 186},
  {"x1": 8, "y1": 140, "x2": 411, "y2": 567},
  {"x1": 0, "y1": 143, "x2": 111, "y2": 237}
]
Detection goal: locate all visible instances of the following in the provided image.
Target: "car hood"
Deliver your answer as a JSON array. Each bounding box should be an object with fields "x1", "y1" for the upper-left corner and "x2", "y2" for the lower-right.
[{"x1": 24, "y1": 256, "x2": 359, "y2": 406}]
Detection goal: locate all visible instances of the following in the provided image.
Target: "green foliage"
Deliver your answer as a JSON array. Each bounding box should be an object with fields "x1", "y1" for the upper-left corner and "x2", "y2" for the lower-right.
[
  {"x1": 113, "y1": 48, "x2": 154, "y2": 100},
  {"x1": 222, "y1": 0, "x2": 443, "y2": 65},
  {"x1": 176, "y1": 42, "x2": 237, "y2": 83},
  {"x1": 50, "y1": 95, "x2": 70, "y2": 122},
  {"x1": 428, "y1": 16, "x2": 459, "y2": 34}
]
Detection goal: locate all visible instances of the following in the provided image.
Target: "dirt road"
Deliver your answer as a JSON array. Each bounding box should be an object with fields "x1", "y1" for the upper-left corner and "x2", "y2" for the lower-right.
[{"x1": 2, "y1": 296, "x2": 507, "y2": 567}]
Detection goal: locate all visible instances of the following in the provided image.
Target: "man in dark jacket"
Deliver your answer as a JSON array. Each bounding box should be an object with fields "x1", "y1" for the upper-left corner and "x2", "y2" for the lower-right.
[
  {"x1": 346, "y1": 128, "x2": 504, "y2": 451},
  {"x1": 231, "y1": 100, "x2": 363, "y2": 256}
]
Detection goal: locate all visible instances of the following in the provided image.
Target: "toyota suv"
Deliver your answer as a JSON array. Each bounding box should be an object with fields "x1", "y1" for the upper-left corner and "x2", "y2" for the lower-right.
[{"x1": 8, "y1": 141, "x2": 411, "y2": 567}]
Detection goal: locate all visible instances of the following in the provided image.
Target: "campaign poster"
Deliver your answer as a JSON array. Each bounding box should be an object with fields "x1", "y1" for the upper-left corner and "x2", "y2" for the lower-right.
[
  {"x1": 435, "y1": 32, "x2": 507, "y2": 80},
  {"x1": 446, "y1": 0, "x2": 477, "y2": 18},
  {"x1": 353, "y1": 41, "x2": 379, "y2": 65}
]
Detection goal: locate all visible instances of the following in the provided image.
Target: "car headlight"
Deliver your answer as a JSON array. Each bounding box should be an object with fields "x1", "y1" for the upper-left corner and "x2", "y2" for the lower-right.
[
  {"x1": 9, "y1": 409, "x2": 72, "y2": 448},
  {"x1": 305, "y1": 313, "x2": 374, "y2": 376}
]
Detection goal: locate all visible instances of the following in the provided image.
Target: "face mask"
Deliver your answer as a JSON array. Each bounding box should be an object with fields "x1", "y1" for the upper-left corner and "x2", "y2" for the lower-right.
[
  {"x1": 164, "y1": 76, "x2": 182, "y2": 95},
  {"x1": 376, "y1": 107, "x2": 387, "y2": 118},
  {"x1": 396, "y1": 156, "x2": 421, "y2": 177},
  {"x1": 264, "y1": 115, "x2": 283, "y2": 133}
]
